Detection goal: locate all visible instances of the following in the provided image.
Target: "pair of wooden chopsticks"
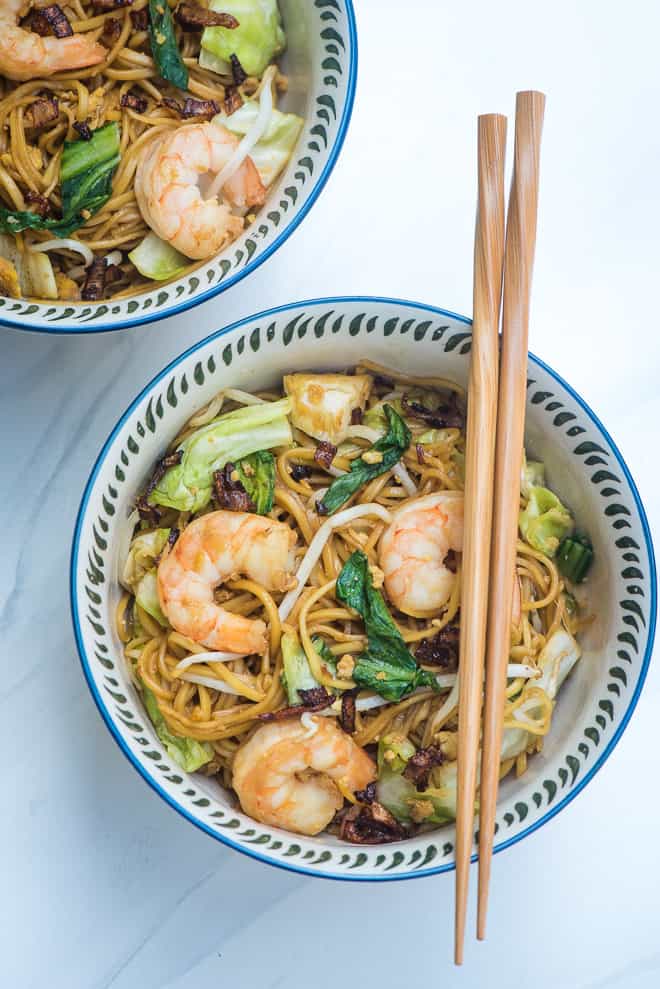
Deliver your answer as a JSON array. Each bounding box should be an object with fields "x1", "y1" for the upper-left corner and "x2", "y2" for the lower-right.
[{"x1": 454, "y1": 90, "x2": 546, "y2": 965}]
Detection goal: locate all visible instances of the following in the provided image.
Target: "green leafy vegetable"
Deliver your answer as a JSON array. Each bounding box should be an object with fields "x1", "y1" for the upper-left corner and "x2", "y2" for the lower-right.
[
  {"x1": 336, "y1": 550, "x2": 438, "y2": 702},
  {"x1": 235, "y1": 450, "x2": 275, "y2": 514},
  {"x1": 377, "y1": 765, "x2": 457, "y2": 824},
  {"x1": 319, "y1": 405, "x2": 411, "y2": 515},
  {"x1": 362, "y1": 398, "x2": 403, "y2": 434},
  {"x1": 135, "y1": 571, "x2": 169, "y2": 626},
  {"x1": 281, "y1": 630, "x2": 317, "y2": 704},
  {"x1": 416, "y1": 427, "x2": 456, "y2": 445},
  {"x1": 280, "y1": 631, "x2": 336, "y2": 704},
  {"x1": 519, "y1": 485, "x2": 573, "y2": 557},
  {"x1": 377, "y1": 733, "x2": 415, "y2": 775},
  {"x1": 142, "y1": 681, "x2": 213, "y2": 771},
  {"x1": 122, "y1": 528, "x2": 171, "y2": 626},
  {"x1": 215, "y1": 100, "x2": 303, "y2": 186},
  {"x1": 520, "y1": 451, "x2": 546, "y2": 498},
  {"x1": 150, "y1": 398, "x2": 292, "y2": 513},
  {"x1": 122, "y1": 527, "x2": 171, "y2": 588},
  {"x1": 149, "y1": 0, "x2": 189, "y2": 89},
  {"x1": 128, "y1": 232, "x2": 189, "y2": 281},
  {"x1": 557, "y1": 534, "x2": 594, "y2": 583},
  {"x1": 312, "y1": 635, "x2": 337, "y2": 676},
  {"x1": 0, "y1": 123, "x2": 120, "y2": 238},
  {"x1": 201, "y1": 0, "x2": 285, "y2": 77}
]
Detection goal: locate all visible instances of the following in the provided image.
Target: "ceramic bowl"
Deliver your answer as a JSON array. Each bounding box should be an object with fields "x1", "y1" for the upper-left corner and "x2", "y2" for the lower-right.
[
  {"x1": 1, "y1": 2, "x2": 356, "y2": 335},
  {"x1": 71, "y1": 297, "x2": 656, "y2": 879}
]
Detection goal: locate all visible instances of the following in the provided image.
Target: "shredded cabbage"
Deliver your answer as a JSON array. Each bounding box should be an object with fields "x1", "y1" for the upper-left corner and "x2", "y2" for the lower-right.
[
  {"x1": 201, "y1": 0, "x2": 285, "y2": 77},
  {"x1": 519, "y1": 486, "x2": 574, "y2": 557},
  {"x1": 141, "y1": 681, "x2": 213, "y2": 772},
  {"x1": 128, "y1": 232, "x2": 188, "y2": 281},
  {"x1": 149, "y1": 398, "x2": 292, "y2": 513},
  {"x1": 215, "y1": 100, "x2": 303, "y2": 187}
]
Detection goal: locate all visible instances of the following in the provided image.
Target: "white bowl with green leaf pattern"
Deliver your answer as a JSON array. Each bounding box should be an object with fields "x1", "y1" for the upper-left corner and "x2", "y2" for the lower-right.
[
  {"x1": 0, "y1": 1, "x2": 356, "y2": 335},
  {"x1": 71, "y1": 297, "x2": 656, "y2": 879}
]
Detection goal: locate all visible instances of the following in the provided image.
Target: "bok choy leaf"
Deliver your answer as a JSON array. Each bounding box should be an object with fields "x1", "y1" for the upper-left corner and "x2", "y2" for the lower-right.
[
  {"x1": 336, "y1": 550, "x2": 438, "y2": 702},
  {"x1": 149, "y1": 0, "x2": 189, "y2": 89},
  {"x1": 0, "y1": 123, "x2": 120, "y2": 238},
  {"x1": 318, "y1": 405, "x2": 411, "y2": 515}
]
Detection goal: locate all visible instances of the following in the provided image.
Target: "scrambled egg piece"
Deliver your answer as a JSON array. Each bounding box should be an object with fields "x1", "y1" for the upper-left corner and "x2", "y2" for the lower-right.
[
  {"x1": 0, "y1": 256, "x2": 21, "y2": 298},
  {"x1": 284, "y1": 373, "x2": 372, "y2": 445},
  {"x1": 55, "y1": 272, "x2": 80, "y2": 300}
]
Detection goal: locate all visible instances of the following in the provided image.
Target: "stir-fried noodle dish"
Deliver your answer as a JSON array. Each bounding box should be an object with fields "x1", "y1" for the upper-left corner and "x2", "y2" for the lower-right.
[
  {"x1": 118, "y1": 362, "x2": 594, "y2": 842},
  {"x1": 0, "y1": 0, "x2": 301, "y2": 301}
]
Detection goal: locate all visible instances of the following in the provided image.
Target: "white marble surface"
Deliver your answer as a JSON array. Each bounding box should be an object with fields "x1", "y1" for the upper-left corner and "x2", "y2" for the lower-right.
[{"x1": 2, "y1": 1, "x2": 659, "y2": 986}]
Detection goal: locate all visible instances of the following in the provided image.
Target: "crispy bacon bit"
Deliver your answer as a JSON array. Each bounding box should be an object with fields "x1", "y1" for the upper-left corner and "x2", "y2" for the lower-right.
[
  {"x1": 120, "y1": 91, "x2": 148, "y2": 113},
  {"x1": 415, "y1": 622, "x2": 460, "y2": 670},
  {"x1": 298, "y1": 686, "x2": 333, "y2": 708},
  {"x1": 93, "y1": 0, "x2": 134, "y2": 10},
  {"x1": 162, "y1": 96, "x2": 220, "y2": 119},
  {"x1": 40, "y1": 4, "x2": 74, "y2": 38},
  {"x1": 24, "y1": 97, "x2": 59, "y2": 130},
  {"x1": 135, "y1": 452, "x2": 183, "y2": 522},
  {"x1": 22, "y1": 10, "x2": 51, "y2": 36},
  {"x1": 180, "y1": 97, "x2": 220, "y2": 118},
  {"x1": 175, "y1": 3, "x2": 239, "y2": 30},
  {"x1": 135, "y1": 494, "x2": 161, "y2": 523},
  {"x1": 403, "y1": 745, "x2": 443, "y2": 791},
  {"x1": 443, "y1": 549, "x2": 458, "y2": 574},
  {"x1": 290, "y1": 463, "x2": 312, "y2": 482},
  {"x1": 340, "y1": 801, "x2": 406, "y2": 844},
  {"x1": 145, "y1": 449, "x2": 184, "y2": 498},
  {"x1": 103, "y1": 17, "x2": 123, "y2": 43},
  {"x1": 130, "y1": 7, "x2": 149, "y2": 29},
  {"x1": 350, "y1": 407, "x2": 363, "y2": 425},
  {"x1": 223, "y1": 86, "x2": 243, "y2": 116},
  {"x1": 259, "y1": 687, "x2": 333, "y2": 722},
  {"x1": 314, "y1": 441, "x2": 337, "y2": 470},
  {"x1": 105, "y1": 263, "x2": 123, "y2": 287},
  {"x1": 213, "y1": 462, "x2": 254, "y2": 512},
  {"x1": 401, "y1": 392, "x2": 464, "y2": 430},
  {"x1": 24, "y1": 191, "x2": 53, "y2": 218},
  {"x1": 81, "y1": 258, "x2": 108, "y2": 300},
  {"x1": 415, "y1": 442, "x2": 425, "y2": 465},
  {"x1": 230, "y1": 52, "x2": 247, "y2": 85},
  {"x1": 340, "y1": 688, "x2": 358, "y2": 734},
  {"x1": 73, "y1": 120, "x2": 93, "y2": 141},
  {"x1": 355, "y1": 781, "x2": 376, "y2": 804}
]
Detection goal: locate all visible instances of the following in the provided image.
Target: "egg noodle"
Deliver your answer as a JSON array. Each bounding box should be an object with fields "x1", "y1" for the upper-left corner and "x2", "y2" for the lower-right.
[
  {"x1": 116, "y1": 361, "x2": 587, "y2": 838},
  {"x1": 0, "y1": 0, "x2": 286, "y2": 299}
]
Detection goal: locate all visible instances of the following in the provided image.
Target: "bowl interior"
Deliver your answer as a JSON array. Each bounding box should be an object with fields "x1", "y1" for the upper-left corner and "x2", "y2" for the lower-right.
[
  {"x1": 72, "y1": 298, "x2": 655, "y2": 879},
  {"x1": 0, "y1": 1, "x2": 356, "y2": 333}
]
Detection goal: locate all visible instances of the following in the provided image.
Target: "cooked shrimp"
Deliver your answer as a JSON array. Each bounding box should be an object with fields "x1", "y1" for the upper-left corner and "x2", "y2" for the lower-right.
[
  {"x1": 379, "y1": 492, "x2": 464, "y2": 617},
  {"x1": 157, "y1": 510, "x2": 296, "y2": 655},
  {"x1": 135, "y1": 122, "x2": 266, "y2": 260},
  {"x1": 0, "y1": 1, "x2": 106, "y2": 82},
  {"x1": 233, "y1": 718, "x2": 376, "y2": 835}
]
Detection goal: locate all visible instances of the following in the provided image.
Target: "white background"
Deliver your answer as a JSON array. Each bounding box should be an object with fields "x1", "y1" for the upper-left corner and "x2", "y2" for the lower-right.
[{"x1": 2, "y1": 1, "x2": 660, "y2": 986}]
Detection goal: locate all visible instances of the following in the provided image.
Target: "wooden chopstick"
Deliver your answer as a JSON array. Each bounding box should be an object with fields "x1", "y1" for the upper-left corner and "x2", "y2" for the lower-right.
[
  {"x1": 477, "y1": 90, "x2": 546, "y2": 940},
  {"x1": 454, "y1": 113, "x2": 507, "y2": 966}
]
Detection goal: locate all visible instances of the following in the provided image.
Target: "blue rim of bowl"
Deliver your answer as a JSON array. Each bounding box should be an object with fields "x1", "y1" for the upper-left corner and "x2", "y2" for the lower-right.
[
  {"x1": 70, "y1": 296, "x2": 657, "y2": 881},
  {"x1": 0, "y1": 6, "x2": 358, "y2": 336}
]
